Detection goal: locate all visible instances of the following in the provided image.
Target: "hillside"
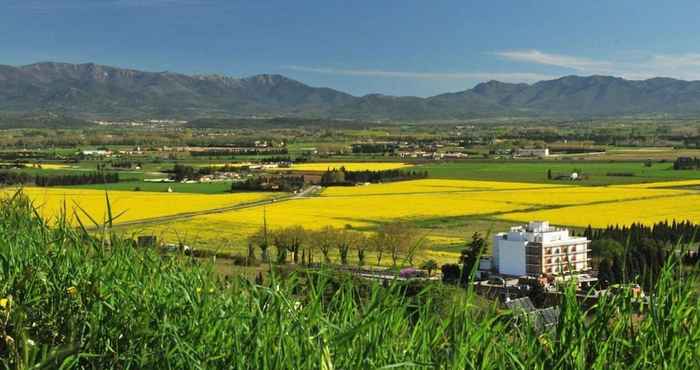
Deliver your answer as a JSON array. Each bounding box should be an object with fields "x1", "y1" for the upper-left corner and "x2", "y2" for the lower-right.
[{"x1": 4, "y1": 62, "x2": 700, "y2": 119}]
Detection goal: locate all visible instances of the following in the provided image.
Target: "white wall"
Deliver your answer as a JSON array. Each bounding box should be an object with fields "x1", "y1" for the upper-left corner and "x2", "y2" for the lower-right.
[{"x1": 496, "y1": 239, "x2": 527, "y2": 276}]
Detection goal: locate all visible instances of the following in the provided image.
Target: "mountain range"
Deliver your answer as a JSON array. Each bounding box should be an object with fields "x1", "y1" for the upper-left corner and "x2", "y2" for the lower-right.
[{"x1": 3, "y1": 62, "x2": 700, "y2": 120}]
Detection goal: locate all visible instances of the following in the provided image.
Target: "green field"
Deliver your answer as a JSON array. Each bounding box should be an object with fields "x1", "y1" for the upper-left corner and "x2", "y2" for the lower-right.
[
  {"x1": 64, "y1": 180, "x2": 235, "y2": 194},
  {"x1": 419, "y1": 160, "x2": 700, "y2": 185}
]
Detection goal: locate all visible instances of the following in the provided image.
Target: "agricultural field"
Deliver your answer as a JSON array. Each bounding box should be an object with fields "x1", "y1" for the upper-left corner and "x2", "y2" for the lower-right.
[
  {"x1": 65, "y1": 180, "x2": 235, "y2": 194},
  {"x1": 419, "y1": 160, "x2": 700, "y2": 185},
  {"x1": 1, "y1": 187, "x2": 276, "y2": 225},
  {"x1": 111, "y1": 178, "x2": 700, "y2": 263}
]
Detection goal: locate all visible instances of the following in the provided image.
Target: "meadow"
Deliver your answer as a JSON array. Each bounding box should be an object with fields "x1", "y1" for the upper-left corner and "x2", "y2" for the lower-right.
[
  {"x1": 66, "y1": 180, "x2": 235, "y2": 194},
  {"x1": 419, "y1": 160, "x2": 700, "y2": 185}
]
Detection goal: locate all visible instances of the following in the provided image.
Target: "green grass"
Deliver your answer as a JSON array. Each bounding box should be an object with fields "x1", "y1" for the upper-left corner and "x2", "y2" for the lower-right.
[
  {"x1": 64, "y1": 180, "x2": 235, "y2": 194},
  {"x1": 419, "y1": 160, "x2": 700, "y2": 185},
  {"x1": 0, "y1": 193, "x2": 699, "y2": 368}
]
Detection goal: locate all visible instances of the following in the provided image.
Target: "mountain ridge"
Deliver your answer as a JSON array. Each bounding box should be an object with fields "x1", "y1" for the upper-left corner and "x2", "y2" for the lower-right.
[{"x1": 3, "y1": 61, "x2": 700, "y2": 120}]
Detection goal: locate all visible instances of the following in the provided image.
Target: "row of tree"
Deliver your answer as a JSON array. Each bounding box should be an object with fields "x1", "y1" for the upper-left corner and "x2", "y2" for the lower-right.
[
  {"x1": 673, "y1": 157, "x2": 700, "y2": 170},
  {"x1": 230, "y1": 175, "x2": 305, "y2": 192},
  {"x1": 351, "y1": 143, "x2": 398, "y2": 154},
  {"x1": 246, "y1": 223, "x2": 426, "y2": 267},
  {"x1": 584, "y1": 220, "x2": 700, "y2": 249},
  {"x1": 320, "y1": 168, "x2": 428, "y2": 185},
  {"x1": 583, "y1": 220, "x2": 699, "y2": 289},
  {"x1": 0, "y1": 170, "x2": 120, "y2": 187},
  {"x1": 34, "y1": 172, "x2": 120, "y2": 187},
  {"x1": 190, "y1": 148, "x2": 288, "y2": 156}
]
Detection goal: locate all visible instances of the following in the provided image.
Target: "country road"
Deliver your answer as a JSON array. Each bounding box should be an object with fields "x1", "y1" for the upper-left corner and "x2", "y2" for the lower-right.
[{"x1": 101, "y1": 185, "x2": 323, "y2": 231}]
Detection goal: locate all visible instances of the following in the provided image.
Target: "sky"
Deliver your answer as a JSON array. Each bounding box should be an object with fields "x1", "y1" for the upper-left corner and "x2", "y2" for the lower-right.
[{"x1": 4, "y1": 0, "x2": 700, "y2": 97}]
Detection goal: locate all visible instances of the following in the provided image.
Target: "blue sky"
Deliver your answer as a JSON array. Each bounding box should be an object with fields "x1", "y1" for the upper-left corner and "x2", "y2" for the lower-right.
[{"x1": 4, "y1": 0, "x2": 700, "y2": 96}]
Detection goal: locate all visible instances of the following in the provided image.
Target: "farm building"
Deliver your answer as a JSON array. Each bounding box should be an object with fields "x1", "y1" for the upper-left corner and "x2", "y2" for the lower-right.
[
  {"x1": 515, "y1": 148, "x2": 549, "y2": 158},
  {"x1": 486, "y1": 221, "x2": 591, "y2": 278},
  {"x1": 80, "y1": 149, "x2": 112, "y2": 157}
]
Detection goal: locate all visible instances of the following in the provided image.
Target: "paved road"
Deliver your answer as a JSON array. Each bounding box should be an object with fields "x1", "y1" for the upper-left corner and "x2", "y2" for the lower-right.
[{"x1": 103, "y1": 185, "x2": 322, "y2": 230}]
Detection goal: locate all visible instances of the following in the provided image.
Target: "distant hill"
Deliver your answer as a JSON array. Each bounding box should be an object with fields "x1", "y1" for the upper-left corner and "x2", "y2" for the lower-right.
[
  {"x1": 3, "y1": 62, "x2": 700, "y2": 120},
  {"x1": 0, "y1": 112, "x2": 93, "y2": 129}
]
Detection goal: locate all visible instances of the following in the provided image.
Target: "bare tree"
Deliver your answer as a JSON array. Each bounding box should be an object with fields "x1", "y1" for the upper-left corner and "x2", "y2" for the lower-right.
[
  {"x1": 370, "y1": 233, "x2": 385, "y2": 266},
  {"x1": 249, "y1": 227, "x2": 270, "y2": 262},
  {"x1": 379, "y1": 222, "x2": 418, "y2": 267},
  {"x1": 354, "y1": 233, "x2": 369, "y2": 266},
  {"x1": 335, "y1": 229, "x2": 361, "y2": 265},
  {"x1": 274, "y1": 226, "x2": 307, "y2": 264},
  {"x1": 249, "y1": 208, "x2": 271, "y2": 262},
  {"x1": 312, "y1": 226, "x2": 336, "y2": 264}
]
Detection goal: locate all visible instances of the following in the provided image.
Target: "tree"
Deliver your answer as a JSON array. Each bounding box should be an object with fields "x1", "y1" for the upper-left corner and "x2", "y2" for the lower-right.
[
  {"x1": 354, "y1": 233, "x2": 369, "y2": 266},
  {"x1": 598, "y1": 258, "x2": 613, "y2": 289},
  {"x1": 249, "y1": 227, "x2": 270, "y2": 262},
  {"x1": 460, "y1": 232, "x2": 487, "y2": 285},
  {"x1": 420, "y1": 259, "x2": 438, "y2": 277},
  {"x1": 246, "y1": 241, "x2": 256, "y2": 265},
  {"x1": 274, "y1": 226, "x2": 307, "y2": 264},
  {"x1": 312, "y1": 226, "x2": 336, "y2": 263},
  {"x1": 528, "y1": 279, "x2": 547, "y2": 308},
  {"x1": 370, "y1": 233, "x2": 386, "y2": 266},
  {"x1": 441, "y1": 264, "x2": 461, "y2": 284},
  {"x1": 377, "y1": 223, "x2": 416, "y2": 267},
  {"x1": 590, "y1": 238, "x2": 624, "y2": 260},
  {"x1": 335, "y1": 229, "x2": 361, "y2": 265}
]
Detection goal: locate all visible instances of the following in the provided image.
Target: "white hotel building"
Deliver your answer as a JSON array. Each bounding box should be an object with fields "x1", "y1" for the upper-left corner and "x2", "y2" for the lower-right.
[{"x1": 491, "y1": 221, "x2": 591, "y2": 277}]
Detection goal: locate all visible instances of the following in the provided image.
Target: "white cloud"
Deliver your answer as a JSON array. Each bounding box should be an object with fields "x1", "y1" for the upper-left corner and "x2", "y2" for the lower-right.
[
  {"x1": 496, "y1": 49, "x2": 700, "y2": 81},
  {"x1": 283, "y1": 65, "x2": 554, "y2": 83},
  {"x1": 494, "y1": 50, "x2": 612, "y2": 71}
]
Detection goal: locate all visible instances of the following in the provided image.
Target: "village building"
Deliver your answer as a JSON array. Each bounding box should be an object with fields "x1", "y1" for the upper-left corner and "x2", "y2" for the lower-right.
[
  {"x1": 515, "y1": 148, "x2": 549, "y2": 158},
  {"x1": 485, "y1": 221, "x2": 591, "y2": 278},
  {"x1": 80, "y1": 149, "x2": 112, "y2": 157}
]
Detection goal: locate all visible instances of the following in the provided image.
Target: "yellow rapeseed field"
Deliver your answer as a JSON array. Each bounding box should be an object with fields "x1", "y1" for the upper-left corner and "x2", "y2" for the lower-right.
[
  {"x1": 498, "y1": 192, "x2": 700, "y2": 228},
  {"x1": 133, "y1": 179, "x2": 700, "y2": 251},
  {"x1": 2, "y1": 187, "x2": 273, "y2": 225},
  {"x1": 617, "y1": 179, "x2": 700, "y2": 189},
  {"x1": 321, "y1": 179, "x2": 690, "y2": 208},
  {"x1": 0, "y1": 163, "x2": 72, "y2": 170},
  {"x1": 11, "y1": 178, "x2": 700, "y2": 258}
]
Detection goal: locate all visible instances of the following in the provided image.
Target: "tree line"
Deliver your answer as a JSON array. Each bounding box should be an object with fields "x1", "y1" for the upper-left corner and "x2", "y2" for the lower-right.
[
  {"x1": 351, "y1": 143, "x2": 397, "y2": 154},
  {"x1": 0, "y1": 170, "x2": 120, "y2": 187},
  {"x1": 230, "y1": 175, "x2": 305, "y2": 192},
  {"x1": 190, "y1": 148, "x2": 288, "y2": 157},
  {"x1": 321, "y1": 167, "x2": 428, "y2": 186},
  {"x1": 34, "y1": 172, "x2": 120, "y2": 187},
  {"x1": 246, "y1": 223, "x2": 426, "y2": 267},
  {"x1": 673, "y1": 156, "x2": 700, "y2": 170},
  {"x1": 583, "y1": 220, "x2": 699, "y2": 289}
]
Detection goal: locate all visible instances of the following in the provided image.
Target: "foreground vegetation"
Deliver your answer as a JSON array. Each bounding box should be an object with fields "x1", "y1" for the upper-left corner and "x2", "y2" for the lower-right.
[{"x1": 0, "y1": 194, "x2": 698, "y2": 369}]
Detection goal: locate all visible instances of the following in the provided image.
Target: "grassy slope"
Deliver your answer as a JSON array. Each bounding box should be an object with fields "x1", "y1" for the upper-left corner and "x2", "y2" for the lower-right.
[{"x1": 0, "y1": 195, "x2": 698, "y2": 368}]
